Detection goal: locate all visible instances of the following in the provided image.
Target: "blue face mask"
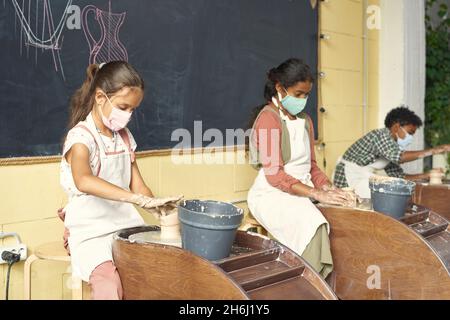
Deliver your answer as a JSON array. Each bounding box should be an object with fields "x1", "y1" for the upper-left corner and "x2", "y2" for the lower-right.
[
  {"x1": 397, "y1": 127, "x2": 414, "y2": 150},
  {"x1": 278, "y1": 88, "x2": 308, "y2": 116}
]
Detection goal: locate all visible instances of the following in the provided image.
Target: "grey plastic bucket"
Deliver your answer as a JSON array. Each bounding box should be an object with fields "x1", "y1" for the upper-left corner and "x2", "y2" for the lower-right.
[
  {"x1": 178, "y1": 200, "x2": 244, "y2": 261},
  {"x1": 369, "y1": 177, "x2": 415, "y2": 220}
]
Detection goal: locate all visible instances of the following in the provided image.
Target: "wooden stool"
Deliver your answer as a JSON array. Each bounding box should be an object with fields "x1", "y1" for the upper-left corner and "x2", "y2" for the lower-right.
[
  {"x1": 24, "y1": 241, "x2": 83, "y2": 300},
  {"x1": 239, "y1": 215, "x2": 268, "y2": 236}
]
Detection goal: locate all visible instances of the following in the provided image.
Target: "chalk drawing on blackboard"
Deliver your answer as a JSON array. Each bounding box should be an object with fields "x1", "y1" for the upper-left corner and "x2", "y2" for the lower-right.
[
  {"x1": 82, "y1": 1, "x2": 128, "y2": 64},
  {"x1": 10, "y1": 0, "x2": 72, "y2": 79}
]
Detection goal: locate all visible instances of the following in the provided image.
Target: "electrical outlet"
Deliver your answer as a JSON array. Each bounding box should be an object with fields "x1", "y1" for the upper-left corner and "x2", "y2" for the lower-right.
[{"x1": 0, "y1": 244, "x2": 27, "y2": 264}]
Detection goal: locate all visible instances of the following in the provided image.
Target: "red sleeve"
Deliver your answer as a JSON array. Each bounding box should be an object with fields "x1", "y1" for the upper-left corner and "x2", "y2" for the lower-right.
[
  {"x1": 306, "y1": 116, "x2": 331, "y2": 188},
  {"x1": 254, "y1": 108, "x2": 300, "y2": 194}
]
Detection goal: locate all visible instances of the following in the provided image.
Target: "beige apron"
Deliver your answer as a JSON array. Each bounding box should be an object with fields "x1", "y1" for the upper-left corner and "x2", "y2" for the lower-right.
[
  {"x1": 64, "y1": 114, "x2": 145, "y2": 281},
  {"x1": 247, "y1": 110, "x2": 329, "y2": 256}
]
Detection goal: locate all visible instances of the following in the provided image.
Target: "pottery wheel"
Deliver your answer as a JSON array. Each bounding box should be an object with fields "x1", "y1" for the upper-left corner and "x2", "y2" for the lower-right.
[{"x1": 129, "y1": 231, "x2": 182, "y2": 248}]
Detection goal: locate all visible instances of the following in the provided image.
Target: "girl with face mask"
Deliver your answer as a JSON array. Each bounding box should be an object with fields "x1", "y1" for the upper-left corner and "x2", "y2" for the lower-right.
[
  {"x1": 333, "y1": 106, "x2": 450, "y2": 198},
  {"x1": 247, "y1": 58, "x2": 355, "y2": 280},
  {"x1": 60, "y1": 61, "x2": 182, "y2": 300}
]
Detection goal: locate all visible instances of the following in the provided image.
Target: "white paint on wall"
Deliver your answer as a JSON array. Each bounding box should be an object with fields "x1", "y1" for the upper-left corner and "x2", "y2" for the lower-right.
[
  {"x1": 379, "y1": 0, "x2": 405, "y2": 126},
  {"x1": 379, "y1": 0, "x2": 426, "y2": 174},
  {"x1": 402, "y1": 0, "x2": 426, "y2": 174}
]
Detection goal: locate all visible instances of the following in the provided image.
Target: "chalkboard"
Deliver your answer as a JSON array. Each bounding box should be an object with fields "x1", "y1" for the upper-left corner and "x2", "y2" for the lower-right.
[{"x1": 0, "y1": 0, "x2": 318, "y2": 158}]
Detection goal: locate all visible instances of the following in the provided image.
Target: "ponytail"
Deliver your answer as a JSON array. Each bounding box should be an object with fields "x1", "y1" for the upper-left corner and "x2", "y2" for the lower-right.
[
  {"x1": 68, "y1": 64, "x2": 99, "y2": 129},
  {"x1": 264, "y1": 68, "x2": 278, "y2": 101}
]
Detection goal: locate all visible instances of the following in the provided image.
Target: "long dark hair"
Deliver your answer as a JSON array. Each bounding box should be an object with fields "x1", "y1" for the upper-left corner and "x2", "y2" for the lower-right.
[
  {"x1": 247, "y1": 58, "x2": 314, "y2": 129},
  {"x1": 67, "y1": 61, "x2": 144, "y2": 130}
]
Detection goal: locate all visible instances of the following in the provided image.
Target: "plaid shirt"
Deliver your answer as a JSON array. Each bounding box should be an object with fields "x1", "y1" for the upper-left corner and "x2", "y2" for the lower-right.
[{"x1": 333, "y1": 128, "x2": 405, "y2": 188}]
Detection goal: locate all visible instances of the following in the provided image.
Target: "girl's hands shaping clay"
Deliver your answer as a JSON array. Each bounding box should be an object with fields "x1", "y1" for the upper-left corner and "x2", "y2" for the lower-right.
[
  {"x1": 310, "y1": 188, "x2": 357, "y2": 207},
  {"x1": 128, "y1": 194, "x2": 184, "y2": 219},
  {"x1": 321, "y1": 184, "x2": 337, "y2": 192},
  {"x1": 339, "y1": 187, "x2": 361, "y2": 207},
  {"x1": 318, "y1": 185, "x2": 361, "y2": 207},
  {"x1": 310, "y1": 188, "x2": 349, "y2": 206}
]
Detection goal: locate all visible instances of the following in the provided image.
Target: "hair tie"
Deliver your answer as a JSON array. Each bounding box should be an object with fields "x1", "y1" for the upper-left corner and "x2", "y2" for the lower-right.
[{"x1": 99, "y1": 62, "x2": 106, "y2": 69}]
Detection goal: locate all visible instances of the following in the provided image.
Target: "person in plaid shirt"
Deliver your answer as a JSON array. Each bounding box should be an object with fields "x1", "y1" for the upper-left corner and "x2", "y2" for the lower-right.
[{"x1": 333, "y1": 106, "x2": 450, "y2": 198}]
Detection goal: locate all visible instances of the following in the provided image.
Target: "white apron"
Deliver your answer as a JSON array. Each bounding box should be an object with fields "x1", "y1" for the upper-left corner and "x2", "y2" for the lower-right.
[
  {"x1": 339, "y1": 157, "x2": 390, "y2": 199},
  {"x1": 247, "y1": 110, "x2": 329, "y2": 256},
  {"x1": 64, "y1": 114, "x2": 145, "y2": 282}
]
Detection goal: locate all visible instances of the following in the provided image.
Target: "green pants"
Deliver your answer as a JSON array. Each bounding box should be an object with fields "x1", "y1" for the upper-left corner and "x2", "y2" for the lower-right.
[{"x1": 301, "y1": 223, "x2": 333, "y2": 279}]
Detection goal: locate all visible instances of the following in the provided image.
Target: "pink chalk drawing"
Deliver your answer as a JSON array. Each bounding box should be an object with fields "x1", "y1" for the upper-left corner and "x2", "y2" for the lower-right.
[
  {"x1": 82, "y1": 1, "x2": 128, "y2": 64},
  {"x1": 9, "y1": 0, "x2": 72, "y2": 80}
]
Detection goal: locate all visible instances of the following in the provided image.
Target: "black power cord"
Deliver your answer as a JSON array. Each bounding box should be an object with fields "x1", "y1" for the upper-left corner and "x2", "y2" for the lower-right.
[{"x1": 2, "y1": 251, "x2": 21, "y2": 300}]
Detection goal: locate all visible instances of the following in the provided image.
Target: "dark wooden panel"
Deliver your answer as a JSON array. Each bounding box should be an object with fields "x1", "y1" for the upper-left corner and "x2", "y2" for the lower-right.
[
  {"x1": 318, "y1": 205, "x2": 450, "y2": 300},
  {"x1": 427, "y1": 231, "x2": 450, "y2": 271},
  {"x1": 216, "y1": 248, "x2": 281, "y2": 272},
  {"x1": 413, "y1": 184, "x2": 450, "y2": 221},
  {"x1": 113, "y1": 228, "x2": 337, "y2": 300},
  {"x1": 113, "y1": 239, "x2": 248, "y2": 300},
  {"x1": 231, "y1": 264, "x2": 304, "y2": 291},
  {"x1": 248, "y1": 276, "x2": 326, "y2": 300}
]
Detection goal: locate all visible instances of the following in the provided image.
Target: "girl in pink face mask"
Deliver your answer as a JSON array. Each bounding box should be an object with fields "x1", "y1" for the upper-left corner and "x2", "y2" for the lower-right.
[
  {"x1": 60, "y1": 61, "x2": 182, "y2": 300},
  {"x1": 98, "y1": 90, "x2": 135, "y2": 132}
]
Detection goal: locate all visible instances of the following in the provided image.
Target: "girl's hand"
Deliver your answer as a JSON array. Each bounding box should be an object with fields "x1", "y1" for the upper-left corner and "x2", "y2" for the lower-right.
[
  {"x1": 310, "y1": 189, "x2": 350, "y2": 206},
  {"x1": 321, "y1": 184, "x2": 360, "y2": 204},
  {"x1": 128, "y1": 194, "x2": 184, "y2": 219},
  {"x1": 129, "y1": 194, "x2": 183, "y2": 207},
  {"x1": 158, "y1": 202, "x2": 178, "y2": 216},
  {"x1": 320, "y1": 184, "x2": 336, "y2": 192},
  {"x1": 339, "y1": 187, "x2": 361, "y2": 207}
]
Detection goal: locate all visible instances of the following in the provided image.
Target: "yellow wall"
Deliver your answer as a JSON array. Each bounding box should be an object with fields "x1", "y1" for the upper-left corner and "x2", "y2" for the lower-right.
[
  {"x1": 0, "y1": 152, "x2": 257, "y2": 299},
  {"x1": 319, "y1": 0, "x2": 379, "y2": 177},
  {"x1": 0, "y1": 0, "x2": 379, "y2": 300},
  {"x1": 367, "y1": 0, "x2": 380, "y2": 131}
]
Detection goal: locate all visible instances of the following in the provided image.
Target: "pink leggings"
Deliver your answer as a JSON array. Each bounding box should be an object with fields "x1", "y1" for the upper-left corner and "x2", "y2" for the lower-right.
[{"x1": 89, "y1": 261, "x2": 123, "y2": 300}]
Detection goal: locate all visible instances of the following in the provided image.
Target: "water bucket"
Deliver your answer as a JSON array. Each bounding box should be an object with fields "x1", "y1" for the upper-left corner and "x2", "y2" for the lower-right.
[
  {"x1": 178, "y1": 200, "x2": 244, "y2": 261},
  {"x1": 369, "y1": 176, "x2": 416, "y2": 219}
]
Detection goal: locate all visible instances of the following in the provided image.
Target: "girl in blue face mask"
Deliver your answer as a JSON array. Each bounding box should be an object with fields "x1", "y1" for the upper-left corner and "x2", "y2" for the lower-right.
[
  {"x1": 276, "y1": 85, "x2": 309, "y2": 116},
  {"x1": 333, "y1": 106, "x2": 450, "y2": 199},
  {"x1": 247, "y1": 58, "x2": 355, "y2": 280}
]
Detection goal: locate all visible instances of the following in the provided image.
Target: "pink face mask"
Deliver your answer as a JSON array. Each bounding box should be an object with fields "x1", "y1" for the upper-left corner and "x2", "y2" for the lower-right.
[{"x1": 100, "y1": 94, "x2": 133, "y2": 132}]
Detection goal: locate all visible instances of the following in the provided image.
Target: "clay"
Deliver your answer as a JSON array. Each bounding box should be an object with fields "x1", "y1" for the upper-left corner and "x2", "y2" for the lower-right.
[
  {"x1": 128, "y1": 209, "x2": 182, "y2": 247},
  {"x1": 160, "y1": 210, "x2": 181, "y2": 240},
  {"x1": 341, "y1": 187, "x2": 361, "y2": 208},
  {"x1": 128, "y1": 196, "x2": 183, "y2": 246},
  {"x1": 429, "y1": 168, "x2": 445, "y2": 185}
]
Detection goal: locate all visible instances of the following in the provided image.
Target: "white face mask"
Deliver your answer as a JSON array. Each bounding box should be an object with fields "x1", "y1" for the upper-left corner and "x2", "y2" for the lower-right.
[{"x1": 397, "y1": 127, "x2": 414, "y2": 150}]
